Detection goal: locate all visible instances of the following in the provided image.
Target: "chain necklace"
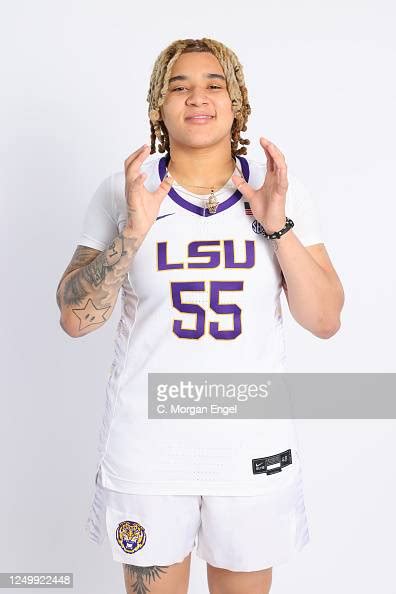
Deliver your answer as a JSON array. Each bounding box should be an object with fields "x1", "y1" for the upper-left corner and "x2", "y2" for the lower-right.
[{"x1": 166, "y1": 159, "x2": 244, "y2": 214}]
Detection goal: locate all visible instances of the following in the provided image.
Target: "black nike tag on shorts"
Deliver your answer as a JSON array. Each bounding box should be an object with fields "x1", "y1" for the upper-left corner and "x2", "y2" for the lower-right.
[{"x1": 252, "y1": 449, "x2": 292, "y2": 475}]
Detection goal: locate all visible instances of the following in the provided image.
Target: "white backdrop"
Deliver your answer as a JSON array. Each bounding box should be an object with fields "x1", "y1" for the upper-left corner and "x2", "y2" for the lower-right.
[{"x1": 1, "y1": 0, "x2": 395, "y2": 592}]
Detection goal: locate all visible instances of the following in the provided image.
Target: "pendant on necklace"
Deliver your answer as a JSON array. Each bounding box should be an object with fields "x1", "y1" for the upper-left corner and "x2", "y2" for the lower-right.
[{"x1": 207, "y1": 188, "x2": 219, "y2": 213}]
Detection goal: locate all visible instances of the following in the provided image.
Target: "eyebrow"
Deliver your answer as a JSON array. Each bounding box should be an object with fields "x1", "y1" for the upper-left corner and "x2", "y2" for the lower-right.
[{"x1": 168, "y1": 73, "x2": 226, "y2": 84}]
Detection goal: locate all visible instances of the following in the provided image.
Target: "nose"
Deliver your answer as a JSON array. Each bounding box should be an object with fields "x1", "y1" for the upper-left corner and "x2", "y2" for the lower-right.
[{"x1": 185, "y1": 88, "x2": 209, "y2": 106}]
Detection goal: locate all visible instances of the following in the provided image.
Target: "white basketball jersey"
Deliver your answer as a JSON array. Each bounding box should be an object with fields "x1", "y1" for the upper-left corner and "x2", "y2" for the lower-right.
[{"x1": 78, "y1": 152, "x2": 323, "y2": 495}]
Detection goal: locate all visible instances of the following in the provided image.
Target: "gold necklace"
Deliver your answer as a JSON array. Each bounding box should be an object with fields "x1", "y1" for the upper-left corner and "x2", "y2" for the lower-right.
[{"x1": 166, "y1": 160, "x2": 244, "y2": 214}]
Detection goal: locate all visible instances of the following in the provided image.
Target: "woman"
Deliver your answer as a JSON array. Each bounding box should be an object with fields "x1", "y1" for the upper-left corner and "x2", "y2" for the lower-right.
[{"x1": 57, "y1": 38, "x2": 344, "y2": 594}]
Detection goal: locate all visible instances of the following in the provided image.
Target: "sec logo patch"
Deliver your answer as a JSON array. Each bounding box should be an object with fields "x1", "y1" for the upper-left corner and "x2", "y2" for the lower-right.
[{"x1": 252, "y1": 219, "x2": 265, "y2": 234}]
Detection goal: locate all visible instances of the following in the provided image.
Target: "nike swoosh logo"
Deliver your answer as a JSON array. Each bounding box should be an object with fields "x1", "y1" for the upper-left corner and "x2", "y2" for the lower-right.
[{"x1": 156, "y1": 213, "x2": 175, "y2": 221}]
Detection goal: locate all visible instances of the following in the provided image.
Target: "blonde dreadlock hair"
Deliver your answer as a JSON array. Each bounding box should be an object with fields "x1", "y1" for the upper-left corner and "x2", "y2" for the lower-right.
[{"x1": 147, "y1": 38, "x2": 251, "y2": 157}]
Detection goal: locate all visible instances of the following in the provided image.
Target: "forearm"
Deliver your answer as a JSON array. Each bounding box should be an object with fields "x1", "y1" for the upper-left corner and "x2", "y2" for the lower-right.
[
  {"x1": 271, "y1": 231, "x2": 344, "y2": 337},
  {"x1": 58, "y1": 228, "x2": 145, "y2": 337}
]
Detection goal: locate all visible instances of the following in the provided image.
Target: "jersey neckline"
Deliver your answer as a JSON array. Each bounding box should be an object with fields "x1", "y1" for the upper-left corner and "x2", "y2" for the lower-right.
[{"x1": 158, "y1": 152, "x2": 250, "y2": 217}]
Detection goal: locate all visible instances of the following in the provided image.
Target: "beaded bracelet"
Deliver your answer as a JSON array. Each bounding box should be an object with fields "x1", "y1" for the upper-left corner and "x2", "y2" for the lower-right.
[{"x1": 261, "y1": 217, "x2": 294, "y2": 239}]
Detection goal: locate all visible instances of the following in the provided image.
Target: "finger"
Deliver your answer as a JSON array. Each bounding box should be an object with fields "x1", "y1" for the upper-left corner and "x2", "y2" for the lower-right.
[
  {"x1": 124, "y1": 143, "x2": 150, "y2": 165},
  {"x1": 153, "y1": 174, "x2": 174, "y2": 202},
  {"x1": 124, "y1": 145, "x2": 150, "y2": 180},
  {"x1": 263, "y1": 146, "x2": 275, "y2": 173},
  {"x1": 127, "y1": 172, "x2": 147, "y2": 191},
  {"x1": 277, "y1": 166, "x2": 289, "y2": 191},
  {"x1": 260, "y1": 137, "x2": 276, "y2": 172},
  {"x1": 230, "y1": 174, "x2": 256, "y2": 201},
  {"x1": 260, "y1": 137, "x2": 286, "y2": 172},
  {"x1": 125, "y1": 145, "x2": 150, "y2": 177},
  {"x1": 124, "y1": 144, "x2": 148, "y2": 168}
]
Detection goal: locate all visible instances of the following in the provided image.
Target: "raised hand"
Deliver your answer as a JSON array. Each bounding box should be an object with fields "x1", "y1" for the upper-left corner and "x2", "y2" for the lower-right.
[
  {"x1": 231, "y1": 137, "x2": 289, "y2": 234},
  {"x1": 124, "y1": 145, "x2": 173, "y2": 237}
]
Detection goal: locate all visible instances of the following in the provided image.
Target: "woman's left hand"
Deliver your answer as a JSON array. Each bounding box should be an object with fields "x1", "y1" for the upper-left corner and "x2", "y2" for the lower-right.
[{"x1": 231, "y1": 136, "x2": 289, "y2": 234}]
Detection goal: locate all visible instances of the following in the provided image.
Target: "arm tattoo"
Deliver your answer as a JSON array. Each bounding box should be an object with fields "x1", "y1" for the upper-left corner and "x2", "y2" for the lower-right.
[
  {"x1": 71, "y1": 298, "x2": 112, "y2": 331},
  {"x1": 123, "y1": 564, "x2": 169, "y2": 594},
  {"x1": 56, "y1": 288, "x2": 62, "y2": 310},
  {"x1": 58, "y1": 232, "x2": 141, "y2": 332},
  {"x1": 271, "y1": 238, "x2": 279, "y2": 253}
]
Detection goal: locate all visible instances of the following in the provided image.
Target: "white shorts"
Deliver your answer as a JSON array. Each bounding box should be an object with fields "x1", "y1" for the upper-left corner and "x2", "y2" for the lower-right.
[{"x1": 85, "y1": 467, "x2": 310, "y2": 572}]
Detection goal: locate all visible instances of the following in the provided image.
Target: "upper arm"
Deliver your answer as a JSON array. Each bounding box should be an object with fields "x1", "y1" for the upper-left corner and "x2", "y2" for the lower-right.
[
  {"x1": 281, "y1": 173, "x2": 325, "y2": 302},
  {"x1": 286, "y1": 172, "x2": 323, "y2": 246},
  {"x1": 56, "y1": 245, "x2": 102, "y2": 307},
  {"x1": 77, "y1": 174, "x2": 119, "y2": 251},
  {"x1": 58, "y1": 173, "x2": 117, "y2": 295}
]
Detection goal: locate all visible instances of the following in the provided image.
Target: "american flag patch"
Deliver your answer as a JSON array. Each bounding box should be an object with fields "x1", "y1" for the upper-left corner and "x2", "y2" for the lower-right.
[{"x1": 244, "y1": 202, "x2": 253, "y2": 215}]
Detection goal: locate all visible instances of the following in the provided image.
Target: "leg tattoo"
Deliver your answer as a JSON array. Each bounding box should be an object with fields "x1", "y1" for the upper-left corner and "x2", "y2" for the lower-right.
[{"x1": 123, "y1": 564, "x2": 169, "y2": 594}]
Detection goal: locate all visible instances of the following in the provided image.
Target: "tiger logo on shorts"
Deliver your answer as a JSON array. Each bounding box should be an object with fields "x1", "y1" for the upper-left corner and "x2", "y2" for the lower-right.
[{"x1": 116, "y1": 520, "x2": 147, "y2": 554}]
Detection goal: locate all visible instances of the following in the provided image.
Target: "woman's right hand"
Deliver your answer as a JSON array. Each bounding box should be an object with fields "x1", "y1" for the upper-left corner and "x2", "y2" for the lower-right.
[{"x1": 124, "y1": 144, "x2": 173, "y2": 237}]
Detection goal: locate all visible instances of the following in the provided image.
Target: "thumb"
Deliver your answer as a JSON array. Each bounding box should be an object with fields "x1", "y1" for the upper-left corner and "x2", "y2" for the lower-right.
[
  {"x1": 154, "y1": 174, "x2": 173, "y2": 201},
  {"x1": 231, "y1": 174, "x2": 254, "y2": 200}
]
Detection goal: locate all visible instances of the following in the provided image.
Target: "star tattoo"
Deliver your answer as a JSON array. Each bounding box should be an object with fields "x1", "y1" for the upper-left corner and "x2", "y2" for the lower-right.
[{"x1": 71, "y1": 298, "x2": 111, "y2": 330}]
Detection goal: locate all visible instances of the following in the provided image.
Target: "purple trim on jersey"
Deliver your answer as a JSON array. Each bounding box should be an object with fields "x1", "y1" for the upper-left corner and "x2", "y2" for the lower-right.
[{"x1": 158, "y1": 153, "x2": 250, "y2": 217}]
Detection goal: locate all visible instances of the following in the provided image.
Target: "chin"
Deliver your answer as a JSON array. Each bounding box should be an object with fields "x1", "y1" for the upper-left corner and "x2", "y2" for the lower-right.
[{"x1": 173, "y1": 134, "x2": 228, "y2": 150}]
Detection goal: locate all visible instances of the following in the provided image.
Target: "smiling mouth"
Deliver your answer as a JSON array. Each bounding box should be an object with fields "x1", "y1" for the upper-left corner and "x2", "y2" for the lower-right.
[
  {"x1": 185, "y1": 116, "x2": 215, "y2": 124},
  {"x1": 185, "y1": 116, "x2": 215, "y2": 120}
]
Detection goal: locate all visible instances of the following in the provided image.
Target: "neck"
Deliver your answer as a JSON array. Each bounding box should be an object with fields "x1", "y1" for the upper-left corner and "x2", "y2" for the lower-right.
[{"x1": 166, "y1": 143, "x2": 236, "y2": 193}]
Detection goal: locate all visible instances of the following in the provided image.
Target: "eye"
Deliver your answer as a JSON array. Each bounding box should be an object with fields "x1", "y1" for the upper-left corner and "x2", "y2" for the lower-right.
[{"x1": 171, "y1": 85, "x2": 223, "y2": 92}]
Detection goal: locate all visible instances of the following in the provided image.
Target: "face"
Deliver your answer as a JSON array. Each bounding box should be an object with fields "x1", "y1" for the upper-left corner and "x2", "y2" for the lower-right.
[{"x1": 159, "y1": 52, "x2": 235, "y2": 151}]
